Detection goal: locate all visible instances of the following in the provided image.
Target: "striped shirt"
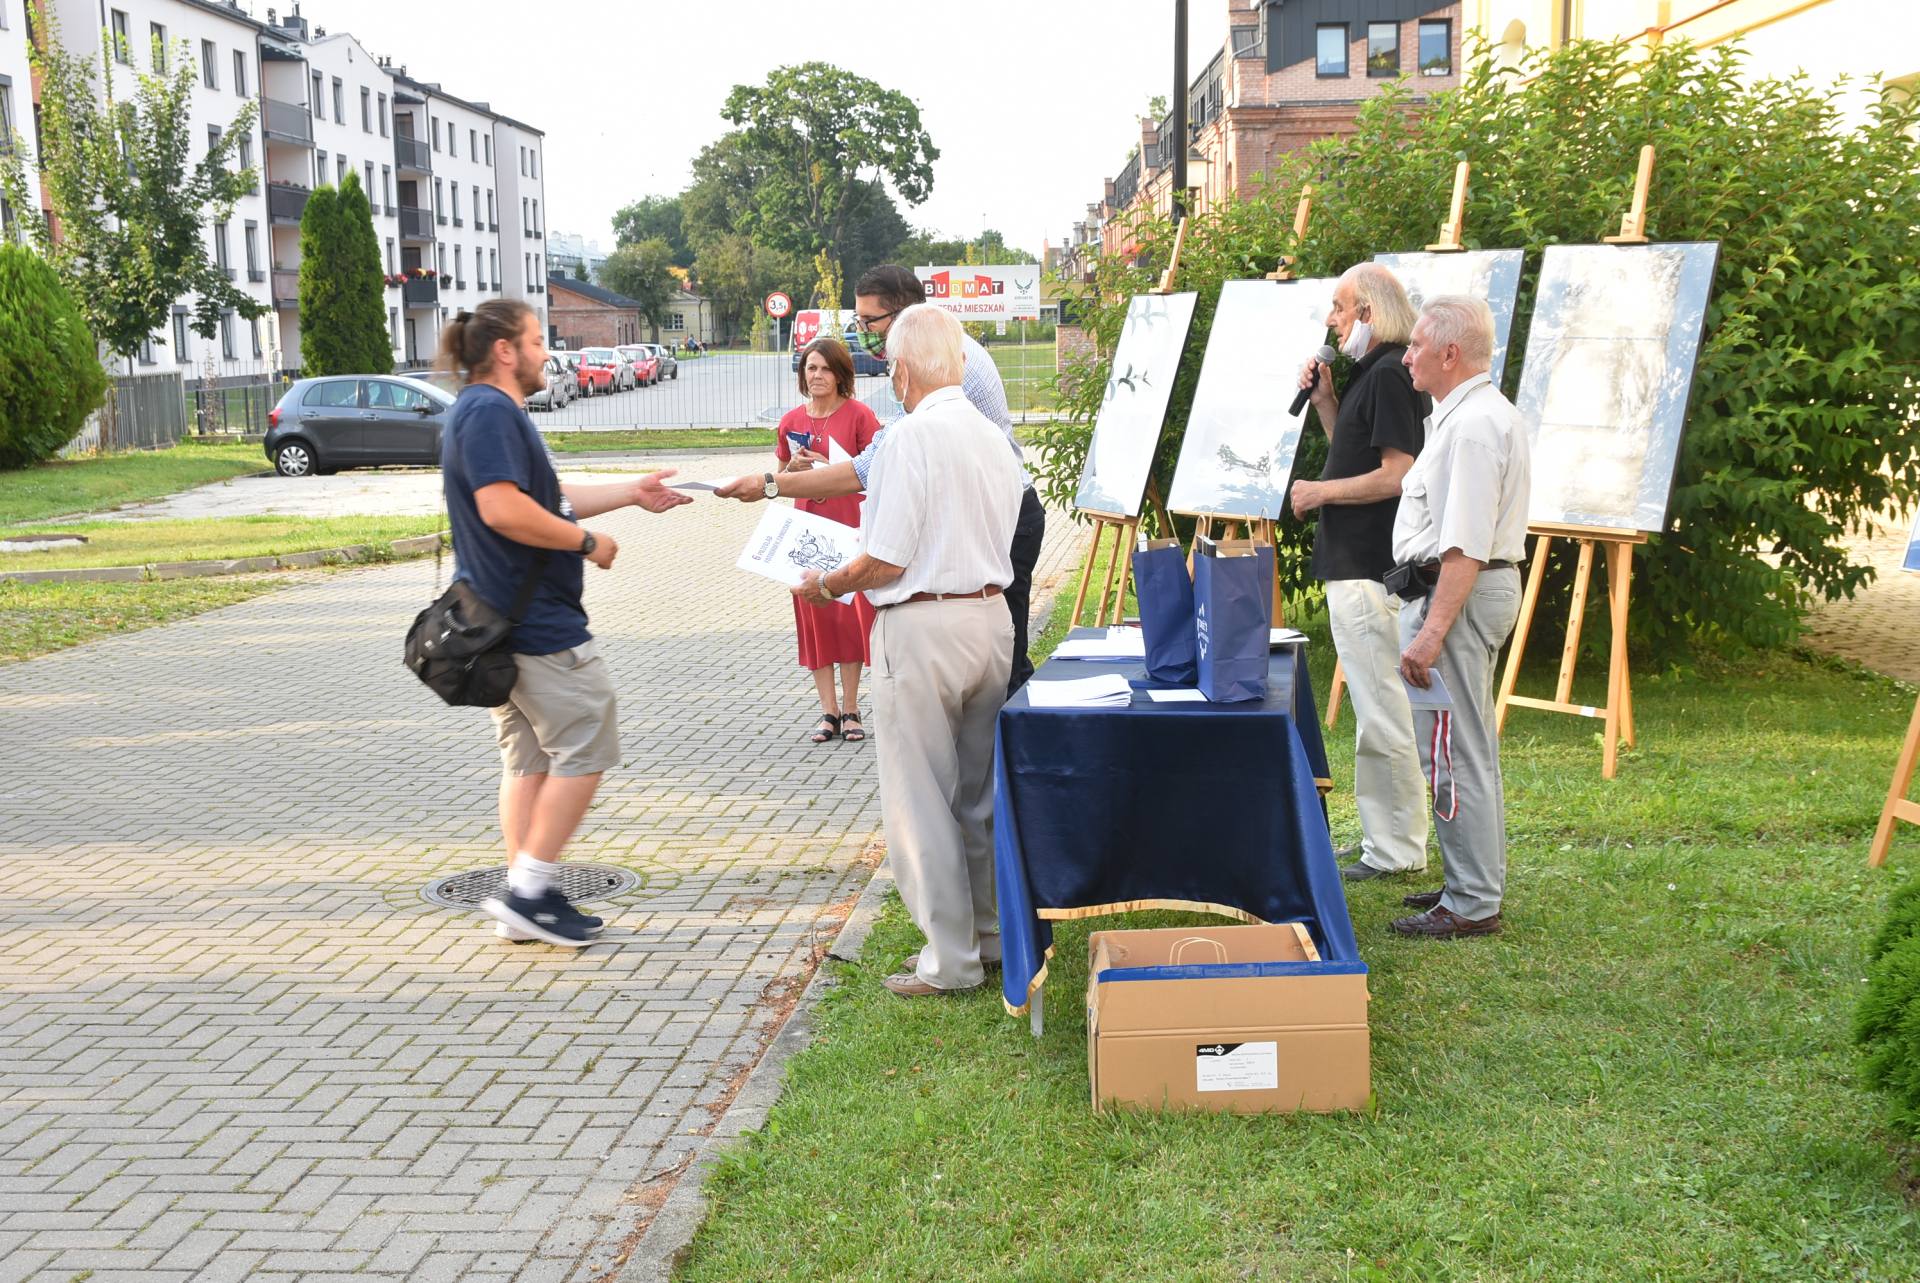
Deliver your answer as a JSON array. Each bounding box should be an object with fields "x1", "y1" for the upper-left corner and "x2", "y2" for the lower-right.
[{"x1": 852, "y1": 331, "x2": 1029, "y2": 489}]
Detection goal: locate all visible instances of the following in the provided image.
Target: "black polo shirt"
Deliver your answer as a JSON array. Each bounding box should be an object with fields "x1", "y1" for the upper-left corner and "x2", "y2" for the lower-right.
[{"x1": 1310, "y1": 342, "x2": 1427, "y2": 582}]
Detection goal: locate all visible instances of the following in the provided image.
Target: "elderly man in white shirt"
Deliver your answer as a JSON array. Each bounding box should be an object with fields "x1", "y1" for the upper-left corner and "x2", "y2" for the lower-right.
[
  {"x1": 1388, "y1": 295, "x2": 1532, "y2": 939},
  {"x1": 792, "y1": 305, "x2": 1024, "y2": 996}
]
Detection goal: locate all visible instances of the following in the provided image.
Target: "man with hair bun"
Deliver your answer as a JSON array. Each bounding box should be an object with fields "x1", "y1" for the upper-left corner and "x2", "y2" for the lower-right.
[
  {"x1": 1291, "y1": 261, "x2": 1430, "y2": 884},
  {"x1": 436, "y1": 299, "x2": 691, "y2": 948},
  {"x1": 1389, "y1": 294, "x2": 1532, "y2": 939}
]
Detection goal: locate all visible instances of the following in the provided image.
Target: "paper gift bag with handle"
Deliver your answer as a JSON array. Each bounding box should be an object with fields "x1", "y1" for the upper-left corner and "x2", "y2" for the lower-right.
[
  {"x1": 1131, "y1": 537, "x2": 1198, "y2": 684},
  {"x1": 1193, "y1": 538, "x2": 1273, "y2": 703}
]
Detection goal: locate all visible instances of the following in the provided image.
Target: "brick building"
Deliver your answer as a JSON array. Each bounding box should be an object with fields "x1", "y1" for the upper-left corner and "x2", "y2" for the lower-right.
[
  {"x1": 1088, "y1": 0, "x2": 1461, "y2": 266},
  {"x1": 548, "y1": 275, "x2": 643, "y2": 349}
]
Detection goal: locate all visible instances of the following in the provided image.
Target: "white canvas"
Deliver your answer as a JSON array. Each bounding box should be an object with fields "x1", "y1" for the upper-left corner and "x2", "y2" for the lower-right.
[
  {"x1": 1373, "y1": 249, "x2": 1525, "y2": 383},
  {"x1": 1073, "y1": 292, "x2": 1199, "y2": 517},
  {"x1": 1515, "y1": 242, "x2": 1719, "y2": 533},
  {"x1": 1166, "y1": 278, "x2": 1336, "y2": 520}
]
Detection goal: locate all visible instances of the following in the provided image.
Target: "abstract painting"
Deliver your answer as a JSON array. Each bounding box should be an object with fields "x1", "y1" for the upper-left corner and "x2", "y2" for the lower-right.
[
  {"x1": 1515, "y1": 241, "x2": 1719, "y2": 533},
  {"x1": 1167, "y1": 277, "x2": 1337, "y2": 520},
  {"x1": 1073, "y1": 292, "x2": 1199, "y2": 517},
  {"x1": 1373, "y1": 249, "x2": 1525, "y2": 383}
]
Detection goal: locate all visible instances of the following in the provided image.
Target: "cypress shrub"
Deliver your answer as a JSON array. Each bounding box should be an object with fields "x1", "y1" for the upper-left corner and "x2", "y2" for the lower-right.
[{"x1": 0, "y1": 243, "x2": 108, "y2": 469}]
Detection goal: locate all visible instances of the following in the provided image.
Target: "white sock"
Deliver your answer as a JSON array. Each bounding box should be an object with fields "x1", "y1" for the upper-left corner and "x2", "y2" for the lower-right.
[{"x1": 508, "y1": 856, "x2": 552, "y2": 899}]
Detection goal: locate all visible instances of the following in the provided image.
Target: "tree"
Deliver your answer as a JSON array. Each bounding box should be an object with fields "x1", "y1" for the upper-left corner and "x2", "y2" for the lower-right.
[
  {"x1": 0, "y1": 244, "x2": 108, "y2": 468},
  {"x1": 1043, "y1": 37, "x2": 1920, "y2": 654},
  {"x1": 0, "y1": 15, "x2": 266, "y2": 364},
  {"x1": 601, "y1": 239, "x2": 676, "y2": 340},
  {"x1": 298, "y1": 173, "x2": 390, "y2": 376},
  {"x1": 573, "y1": 263, "x2": 588, "y2": 282},
  {"x1": 680, "y1": 133, "x2": 761, "y2": 252},
  {"x1": 721, "y1": 63, "x2": 937, "y2": 290},
  {"x1": 693, "y1": 234, "x2": 809, "y2": 344},
  {"x1": 612, "y1": 195, "x2": 693, "y2": 268}
]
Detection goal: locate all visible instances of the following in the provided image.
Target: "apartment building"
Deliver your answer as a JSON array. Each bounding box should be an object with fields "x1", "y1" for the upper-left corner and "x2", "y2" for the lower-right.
[
  {"x1": 7, "y1": 0, "x2": 546, "y2": 376},
  {"x1": 0, "y1": 3, "x2": 33, "y2": 243}
]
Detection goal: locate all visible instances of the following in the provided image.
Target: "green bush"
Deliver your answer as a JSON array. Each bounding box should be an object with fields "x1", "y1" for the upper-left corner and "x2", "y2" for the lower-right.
[
  {"x1": 1044, "y1": 38, "x2": 1920, "y2": 653},
  {"x1": 298, "y1": 173, "x2": 391, "y2": 377},
  {"x1": 1856, "y1": 885, "x2": 1920, "y2": 1139},
  {"x1": 0, "y1": 244, "x2": 108, "y2": 469}
]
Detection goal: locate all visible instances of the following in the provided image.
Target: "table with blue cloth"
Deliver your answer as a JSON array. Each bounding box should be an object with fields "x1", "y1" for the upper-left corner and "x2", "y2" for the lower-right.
[{"x1": 993, "y1": 630, "x2": 1356, "y2": 1033}]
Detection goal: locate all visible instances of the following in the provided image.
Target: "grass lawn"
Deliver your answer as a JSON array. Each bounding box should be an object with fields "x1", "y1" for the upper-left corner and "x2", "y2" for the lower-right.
[
  {"x1": 542, "y1": 428, "x2": 774, "y2": 453},
  {"x1": 0, "y1": 515, "x2": 444, "y2": 572},
  {"x1": 0, "y1": 440, "x2": 265, "y2": 525},
  {"x1": 0, "y1": 577, "x2": 286, "y2": 664},
  {"x1": 988, "y1": 342, "x2": 1059, "y2": 414},
  {"x1": 676, "y1": 541, "x2": 1920, "y2": 1281}
]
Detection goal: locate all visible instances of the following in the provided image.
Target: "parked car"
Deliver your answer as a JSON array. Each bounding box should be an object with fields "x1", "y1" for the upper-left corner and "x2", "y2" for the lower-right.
[
  {"x1": 643, "y1": 342, "x2": 678, "y2": 380},
  {"x1": 264, "y1": 375, "x2": 453, "y2": 477},
  {"x1": 617, "y1": 345, "x2": 659, "y2": 387},
  {"x1": 576, "y1": 347, "x2": 621, "y2": 396},
  {"x1": 527, "y1": 355, "x2": 575, "y2": 411},
  {"x1": 791, "y1": 324, "x2": 887, "y2": 376}
]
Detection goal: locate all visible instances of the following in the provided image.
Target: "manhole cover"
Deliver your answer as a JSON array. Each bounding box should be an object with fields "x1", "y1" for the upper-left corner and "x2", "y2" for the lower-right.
[{"x1": 423, "y1": 863, "x2": 640, "y2": 909}]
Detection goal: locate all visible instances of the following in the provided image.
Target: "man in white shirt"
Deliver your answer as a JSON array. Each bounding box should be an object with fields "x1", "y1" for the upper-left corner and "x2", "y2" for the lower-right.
[
  {"x1": 1388, "y1": 295, "x2": 1532, "y2": 939},
  {"x1": 792, "y1": 306, "x2": 1024, "y2": 995}
]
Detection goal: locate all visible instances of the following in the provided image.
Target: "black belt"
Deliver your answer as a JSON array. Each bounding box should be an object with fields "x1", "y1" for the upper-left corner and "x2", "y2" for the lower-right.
[{"x1": 1386, "y1": 558, "x2": 1520, "y2": 602}]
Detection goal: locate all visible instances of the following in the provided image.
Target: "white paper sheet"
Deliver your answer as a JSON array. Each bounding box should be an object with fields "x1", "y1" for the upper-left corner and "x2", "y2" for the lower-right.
[
  {"x1": 1146, "y1": 688, "x2": 1208, "y2": 703},
  {"x1": 804, "y1": 436, "x2": 856, "y2": 469},
  {"x1": 1403, "y1": 668, "x2": 1454, "y2": 710},
  {"x1": 1269, "y1": 628, "x2": 1306, "y2": 645},
  {"x1": 666, "y1": 478, "x2": 737, "y2": 492},
  {"x1": 736, "y1": 503, "x2": 861, "y2": 603},
  {"x1": 1050, "y1": 627, "x2": 1147, "y2": 660},
  {"x1": 1025, "y1": 673, "x2": 1134, "y2": 708}
]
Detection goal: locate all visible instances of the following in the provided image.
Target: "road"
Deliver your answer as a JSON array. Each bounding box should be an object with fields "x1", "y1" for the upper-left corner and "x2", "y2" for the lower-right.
[{"x1": 535, "y1": 353, "x2": 898, "y2": 431}]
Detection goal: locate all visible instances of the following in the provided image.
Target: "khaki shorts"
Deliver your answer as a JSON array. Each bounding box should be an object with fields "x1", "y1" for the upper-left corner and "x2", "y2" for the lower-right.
[{"x1": 490, "y1": 640, "x2": 620, "y2": 778}]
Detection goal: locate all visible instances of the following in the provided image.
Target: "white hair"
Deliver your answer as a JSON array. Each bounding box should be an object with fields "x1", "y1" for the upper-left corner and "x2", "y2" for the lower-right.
[
  {"x1": 1417, "y1": 294, "x2": 1495, "y2": 370},
  {"x1": 885, "y1": 304, "x2": 965, "y2": 391},
  {"x1": 1339, "y1": 262, "x2": 1418, "y2": 345}
]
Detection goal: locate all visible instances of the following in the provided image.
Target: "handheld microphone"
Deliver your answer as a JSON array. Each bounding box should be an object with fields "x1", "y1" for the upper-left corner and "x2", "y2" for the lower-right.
[{"x1": 1288, "y1": 345, "x2": 1338, "y2": 417}]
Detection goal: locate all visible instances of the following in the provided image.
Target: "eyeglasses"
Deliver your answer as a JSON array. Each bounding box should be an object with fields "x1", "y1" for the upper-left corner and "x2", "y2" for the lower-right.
[{"x1": 853, "y1": 308, "x2": 900, "y2": 332}]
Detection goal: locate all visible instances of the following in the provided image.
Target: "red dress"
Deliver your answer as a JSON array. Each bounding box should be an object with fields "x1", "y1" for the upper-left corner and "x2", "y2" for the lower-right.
[{"x1": 777, "y1": 400, "x2": 882, "y2": 669}]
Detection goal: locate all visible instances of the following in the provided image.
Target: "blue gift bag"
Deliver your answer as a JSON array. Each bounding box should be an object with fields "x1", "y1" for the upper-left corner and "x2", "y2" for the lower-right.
[
  {"x1": 1132, "y1": 538, "x2": 1198, "y2": 684},
  {"x1": 1193, "y1": 538, "x2": 1273, "y2": 703}
]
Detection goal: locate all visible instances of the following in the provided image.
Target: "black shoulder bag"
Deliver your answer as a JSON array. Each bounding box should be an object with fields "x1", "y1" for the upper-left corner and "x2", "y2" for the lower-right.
[{"x1": 404, "y1": 536, "x2": 550, "y2": 708}]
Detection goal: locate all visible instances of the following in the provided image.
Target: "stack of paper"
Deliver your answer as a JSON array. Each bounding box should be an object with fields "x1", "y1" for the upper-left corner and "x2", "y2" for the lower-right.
[
  {"x1": 1025, "y1": 674, "x2": 1135, "y2": 709},
  {"x1": 1050, "y1": 627, "x2": 1147, "y2": 660},
  {"x1": 1270, "y1": 628, "x2": 1307, "y2": 645}
]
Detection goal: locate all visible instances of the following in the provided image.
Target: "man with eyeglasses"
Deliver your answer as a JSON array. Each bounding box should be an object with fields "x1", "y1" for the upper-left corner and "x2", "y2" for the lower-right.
[{"x1": 717, "y1": 264, "x2": 1047, "y2": 693}]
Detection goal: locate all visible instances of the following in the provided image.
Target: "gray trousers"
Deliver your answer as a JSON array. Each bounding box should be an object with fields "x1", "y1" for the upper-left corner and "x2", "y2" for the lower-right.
[
  {"x1": 1399, "y1": 567, "x2": 1521, "y2": 920},
  {"x1": 870, "y1": 595, "x2": 1014, "y2": 989}
]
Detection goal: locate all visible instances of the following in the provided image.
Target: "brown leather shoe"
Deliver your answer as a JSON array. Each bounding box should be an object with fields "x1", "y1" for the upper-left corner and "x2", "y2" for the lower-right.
[
  {"x1": 882, "y1": 970, "x2": 976, "y2": 997},
  {"x1": 1389, "y1": 905, "x2": 1502, "y2": 938},
  {"x1": 1402, "y1": 888, "x2": 1444, "y2": 910}
]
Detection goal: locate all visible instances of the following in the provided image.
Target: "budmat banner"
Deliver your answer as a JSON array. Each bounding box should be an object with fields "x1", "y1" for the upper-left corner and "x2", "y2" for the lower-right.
[{"x1": 916, "y1": 265, "x2": 1042, "y2": 321}]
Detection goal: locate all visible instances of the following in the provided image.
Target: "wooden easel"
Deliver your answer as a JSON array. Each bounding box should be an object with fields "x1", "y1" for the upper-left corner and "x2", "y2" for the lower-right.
[
  {"x1": 1492, "y1": 147, "x2": 1657, "y2": 779},
  {"x1": 1265, "y1": 187, "x2": 1314, "y2": 282},
  {"x1": 1070, "y1": 224, "x2": 1190, "y2": 628},
  {"x1": 1870, "y1": 695, "x2": 1920, "y2": 867},
  {"x1": 1325, "y1": 163, "x2": 1474, "y2": 727}
]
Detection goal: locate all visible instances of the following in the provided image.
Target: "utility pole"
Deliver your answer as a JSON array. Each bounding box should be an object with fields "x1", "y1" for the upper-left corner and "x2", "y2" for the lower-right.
[{"x1": 1172, "y1": 0, "x2": 1189, "y2": 225}]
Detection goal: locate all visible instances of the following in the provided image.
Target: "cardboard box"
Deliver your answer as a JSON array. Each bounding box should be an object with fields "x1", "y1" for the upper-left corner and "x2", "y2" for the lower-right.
[{"x1": 1085, "y1": 923, "x2": 1370, "y2": 1114}]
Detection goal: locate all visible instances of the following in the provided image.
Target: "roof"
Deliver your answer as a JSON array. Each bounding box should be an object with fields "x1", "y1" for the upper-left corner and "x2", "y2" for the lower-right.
[
  {"x1": 548, "y1": 275, "x2": 642, "y2": 310},
  {"x1": 392, "y1": 72, "x2": 545, "y2": 137}
]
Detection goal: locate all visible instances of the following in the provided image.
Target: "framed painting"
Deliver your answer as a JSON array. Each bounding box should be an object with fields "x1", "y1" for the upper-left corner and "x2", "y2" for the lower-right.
[
  {"x1": 1073, "y1": 292, "x2": 1199, "y2": 518},
  {"x1": 1373, "y1": 249, "x2": 1525, "y2": 383}
]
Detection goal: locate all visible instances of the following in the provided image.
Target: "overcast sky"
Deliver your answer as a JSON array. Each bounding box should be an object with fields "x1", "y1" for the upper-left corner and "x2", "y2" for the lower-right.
[{"x1": 243, "y1": 0, "x2": 1226, "y2": 255}]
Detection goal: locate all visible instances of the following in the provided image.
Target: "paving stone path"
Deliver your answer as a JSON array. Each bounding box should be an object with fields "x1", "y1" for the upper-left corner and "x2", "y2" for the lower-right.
[
  {"x1": 0, "y1": 452, "x2": 1089, "y2": 1283},
  {"x1": 1803, "y1": 507, "x2": 1920, "y2": 684}
]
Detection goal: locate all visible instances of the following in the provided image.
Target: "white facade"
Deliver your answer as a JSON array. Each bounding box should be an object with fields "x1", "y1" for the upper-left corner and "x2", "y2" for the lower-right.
[
  {"x1": 0, "y1": 3, "x2": 33, "y2": 245},
  {"x1": 493, "y1": 119, "x2": 547, "y2": 321},
  {"x1": 547, "y1": 230, "x2": 609, "y2": 283},
  {"x1": 420, "y1": 87, "x2": 499, "y2": 336}
]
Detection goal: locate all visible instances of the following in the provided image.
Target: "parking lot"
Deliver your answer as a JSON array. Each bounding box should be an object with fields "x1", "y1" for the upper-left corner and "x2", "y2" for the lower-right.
[{"x1": 535, "y1": 351, "x2": 898, "y2": 430}]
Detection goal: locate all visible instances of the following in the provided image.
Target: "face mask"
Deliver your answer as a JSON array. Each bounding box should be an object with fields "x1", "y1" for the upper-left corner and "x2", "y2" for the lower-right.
[
  {"x1": 858, "y1": 329, "x2": 887, "y2": 358},
  {"x1": 1341, "y1": 316, "x2": 1373, "y2": 360}
]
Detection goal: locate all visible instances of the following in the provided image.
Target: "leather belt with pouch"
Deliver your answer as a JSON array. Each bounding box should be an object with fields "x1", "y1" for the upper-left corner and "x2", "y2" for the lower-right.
[{"x1": 1385, "y1": 558, "x2": 1519, "y2": 603}]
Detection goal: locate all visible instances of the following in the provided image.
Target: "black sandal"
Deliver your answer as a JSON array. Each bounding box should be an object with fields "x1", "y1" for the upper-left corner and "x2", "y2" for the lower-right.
[
  {"x1": 809, "y1": 714, "x2": 841, "y2": 744},
  {"x1": 840, "y1": 712, "x2": 865, "y2": 743}
]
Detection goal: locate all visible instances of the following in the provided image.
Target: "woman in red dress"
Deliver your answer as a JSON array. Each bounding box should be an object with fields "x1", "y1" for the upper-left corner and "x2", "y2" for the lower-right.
[{"x1": 776, "y1": 339, "x2": 882, "y2": 744}]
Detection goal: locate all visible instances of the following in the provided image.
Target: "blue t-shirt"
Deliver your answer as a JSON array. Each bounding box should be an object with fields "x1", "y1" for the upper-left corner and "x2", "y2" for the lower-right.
[{"x1": 442, "y1": 383, "x2": 589, "y2": 655}]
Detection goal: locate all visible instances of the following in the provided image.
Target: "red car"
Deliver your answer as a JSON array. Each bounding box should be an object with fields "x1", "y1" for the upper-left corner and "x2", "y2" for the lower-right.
[
  {"x1": 575, "y1": 348, "x2": 620, "y2": 395},
  {"x1": 617, "y1": 345, "x2": 659, "y2": 387}
]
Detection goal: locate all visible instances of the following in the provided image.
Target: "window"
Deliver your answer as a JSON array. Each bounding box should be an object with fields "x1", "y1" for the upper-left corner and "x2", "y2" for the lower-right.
[
  {"x1": 667, "y1": 312, "x2": 685, "y2": 331},
  {"x1": 483, "y1": 135, "x2": 491, "y2": 166},
  {"x1": 451, "y1": 185, "x2": 461, "y2": 226},
  {"x1": 201, "y1": 40, "x2": 217, "y2": 89},
  {"x1": 521, "y1": 195, "x2": 528, "y2": 229},
  {"x1": 471, "y1": 186, "x2": 480, "y2": 228},
  {"x1": 251, "y1": 316, "x2": 262, "y2": 358},
  {"x1": 364, "y1": 160, "x2": 374, "y2": 197},
  {"x1": 1419, "y1": 20, "x2": 1451, "y2": 76},
  {"x1": 138, "y1": 335, "x2": 155, "y2": 365},
  {"x1": 172, "y1": 309, "x2": 189, "y2": 363},
  {"x1": 432, "y1": 117, "x2": 441, "y2": 152},
  {"x1": 448, "y1": 126, "x2": 456, "y2": 159},
  {"x1": 238, "y1": 132, "x2": 254, "y2": 190},
  {"x1": 378, "y1": 93, "x2": 387, "y2": 136},
  {"x1": 385, "y1": 236, "x2": 395, "y2": 273},
  {"x1": 111, "y1": 10, "x2": 130, "y2": 64},
  {"x1": 519, "y1": 146, "x2": 526, "y2": 176},
  {"x1": 434, "y1": 178, "x2": 445, "y2": 222},
  {"x1": 335, "y1": 155, "x2": 346, "y2": 186},
  {"x1": 311, "y1": 72, "x2": 323, "y2": 120},
  {"x1": 220, "y1": 310, "x2": 235, "y2": 360},
  {"x1": 1231, "y1": 25, "x2": 1260, "y2": 57},
  {"x1": 361, "y1": 86, "x2": 371, "y2": 132},
  {"x1": 213, "y1": 221, "x2": 231, "y2": 277},
  {"x1": 454, "y1": 245, "x2": 463, "y2": 285},
  {"x1": 1367, "y1": 22, "x2": 1400, "y2": 77},
  {"x1": 532, "y1": 198, "x2": 539, "y2": 233},
  {"x1": 234, "y1": 49, "x2": 247, "y2": 97},
  {"x1": 1315, "y1": 24, "x2": 1347, "y2": 77},
  {"x1": 469, "y1": 128, "x2": 476, "y2": 158},
  {"x1": 529, "y1": 150, "x2": 537, "y2": 179},
  {"x1": 390, "y1": 307, "x2": 399, "y2": 348},
  {"x1": 0, "y1": 81, "x2": 14, "y2": 158},
  {"x1": 244, "y1": 221, "x2": 260, "y2": 279},
  {"x1": 149, "y1": 23, "x2": 166, "y2": 71},
  {"x1": 207, "y1": 125, "x2": 221, "y2": 158},
  {"x1": 382, "y1": 166, "x2": 392, "y2": 208},
  {"x1": 487, "y1": 190, "x2": 494, "y2": 228},
  {"x1": 489, "y1": 249, "x2": 497, "y2": 287},
  {"x1": 305, "y1": 379, "x2": 359, "y2": 408},
  {"x1": 331, "y1": 77, "x2": 343, "y2": 125},
  {"x1": 316, "y1": 148, "x2": 327, "y2": 185}
]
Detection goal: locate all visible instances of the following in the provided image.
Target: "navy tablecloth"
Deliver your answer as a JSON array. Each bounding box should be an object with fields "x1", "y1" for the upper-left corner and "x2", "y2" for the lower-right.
[{"x1": 994, "y1": 633, "x2": 1354, "y2": 1015}]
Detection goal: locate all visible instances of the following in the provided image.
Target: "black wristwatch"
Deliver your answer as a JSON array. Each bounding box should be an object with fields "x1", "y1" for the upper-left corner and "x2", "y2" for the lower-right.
[
  {"x1": 764, "y1": 471, "x2": 780, "y2": 499},
  {"x1": 578, "y1": 531, "x2": 597, "y2": 557}
]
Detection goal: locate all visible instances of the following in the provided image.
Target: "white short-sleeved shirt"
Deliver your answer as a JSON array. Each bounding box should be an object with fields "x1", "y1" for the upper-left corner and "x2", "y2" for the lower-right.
[
  {"x1": 860, "y1": 384, "x2": 1024, "y2": 607},
  {"x1": 1391, "y1": 372, "x2": 1532, "y2": 566}
]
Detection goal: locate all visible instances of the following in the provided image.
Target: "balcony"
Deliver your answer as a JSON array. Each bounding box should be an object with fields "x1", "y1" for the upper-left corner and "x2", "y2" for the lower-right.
[
  {"x1": 394, "y1": 135, "x2": 431, "y2": 173},
  {"x1": 272, "y1": 268, "x2": 300, "y2": 308},
  {"x1": 267, "y1": 183, "x2": 311, "y2": 225},
  {"x1": 262, "y1": 98, "x2": 313, "y2": 146},
  {"x1": 403, "y1": 276, "x2": 438, "y2": 306},
  {"x1": 398, "y1": 205, "x2": 432, "y2": 240}
]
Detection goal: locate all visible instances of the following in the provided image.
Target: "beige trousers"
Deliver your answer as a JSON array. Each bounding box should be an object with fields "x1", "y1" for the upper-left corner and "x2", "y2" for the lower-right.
[
  {"x1": 870, "y1": 595, "x2": 1014, "y2": 989},
  {"x1": 1326, "y1": 578, "x2": 1429, "y2": 872}
]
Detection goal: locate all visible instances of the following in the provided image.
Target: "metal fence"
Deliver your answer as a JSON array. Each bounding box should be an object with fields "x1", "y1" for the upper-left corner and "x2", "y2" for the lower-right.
[
  {"x1": 186, "y1": 369, "x2": 287, "y2": 436},
  {"x1": 86, "y1": 369, "x2": 190, "y2": 452}
]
